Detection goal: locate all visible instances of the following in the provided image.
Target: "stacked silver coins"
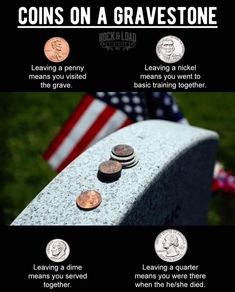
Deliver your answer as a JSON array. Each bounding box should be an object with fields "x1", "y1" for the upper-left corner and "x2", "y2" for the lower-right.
[
  {"x1": 98, "y1": 160, "x2": 122, "y2": 182},
  {"x1": 110, "y1": 144, "x2": 138, "y2": 168}
]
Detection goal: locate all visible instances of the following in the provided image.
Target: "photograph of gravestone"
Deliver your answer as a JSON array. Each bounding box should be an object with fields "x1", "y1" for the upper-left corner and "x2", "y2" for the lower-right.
[{"x1": 1, "y1": 92, "x2": 234, "y2": 225}]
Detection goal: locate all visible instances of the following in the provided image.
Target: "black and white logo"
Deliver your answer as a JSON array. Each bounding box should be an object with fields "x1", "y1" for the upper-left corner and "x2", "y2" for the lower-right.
[
  {"x1": 99, "y1": 31, "x2": 136, "y2": 51},
  {"x1": 156, "y1": 35, "x2": 185, "y2": 64},
  {"x1": 154, "y1": 229, "x2": 187, "y2": 262},
  {"x1": 46, "y1": 239, "x2": 70, "y2": 262}
]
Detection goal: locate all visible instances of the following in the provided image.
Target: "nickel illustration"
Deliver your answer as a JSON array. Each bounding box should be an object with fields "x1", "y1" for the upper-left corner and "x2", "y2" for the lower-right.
[
  {"x1": 46, "y1": 239, "x2": 70, "y2": 262},
  {"x1": 44, "y1": 37, "x2": 70, "y2": 63},
  {"x1": 156, "y1": 36, "x2": 185, "y2": 64},
  {"x1": 154, "y1": 229, "x2": 188, "y2": 262}
]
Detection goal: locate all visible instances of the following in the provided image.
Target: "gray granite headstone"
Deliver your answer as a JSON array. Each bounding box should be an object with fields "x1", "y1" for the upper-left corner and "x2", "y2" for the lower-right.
[{"x1": 11, "y1": 120, "x2": 219, "y2": 226}]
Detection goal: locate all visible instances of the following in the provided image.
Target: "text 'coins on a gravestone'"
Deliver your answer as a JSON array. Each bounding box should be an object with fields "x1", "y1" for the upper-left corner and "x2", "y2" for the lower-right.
[
  {"x1": 98, "y1": 160, "x2": 122, "y2": 182},
  {"x1": 76, "y1": 190, "x2": 102, "y2": 210},
  {"x1": 110, "y1": 144, "x2": 138, "y2": 168}
]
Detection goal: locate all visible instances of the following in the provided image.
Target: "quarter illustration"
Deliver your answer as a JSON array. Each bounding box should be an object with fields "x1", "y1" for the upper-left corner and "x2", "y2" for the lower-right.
[
  {"x1": 156, "y1": 35, "x2": 185, "y2": 64},
  {"x1": 46, "y1": 239, "x2": 70, "y2": 262},
  {"x1": 44, "y1": 37, "x2": 70, "y2": 63},
  {"x1": 154, "y1": 229, "x2": 187, "y2": 262}
]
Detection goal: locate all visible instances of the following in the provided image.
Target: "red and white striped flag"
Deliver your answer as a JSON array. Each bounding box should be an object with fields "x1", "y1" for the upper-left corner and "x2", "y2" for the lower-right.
[
  {"x1": 43, "y1": 94, "x2": 132, "y2": 172},
  {"x1": 44, "y1": 92, "x2": 186, "y2": 172}
]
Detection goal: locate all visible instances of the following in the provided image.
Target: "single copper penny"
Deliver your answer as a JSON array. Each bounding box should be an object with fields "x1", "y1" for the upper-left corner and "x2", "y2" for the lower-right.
[
  {"x1": 98, "y1": 160, "x2": 122, "y2": 175},
  {"x1": 44, "y1": 37, "x2": 70, "y2": 63},
  {"x1": 112, "y1": 144, "x2": 134, "y2": 157},
  {"x1": 76, "y1": 190, "x2": 102, "y2": 210}
]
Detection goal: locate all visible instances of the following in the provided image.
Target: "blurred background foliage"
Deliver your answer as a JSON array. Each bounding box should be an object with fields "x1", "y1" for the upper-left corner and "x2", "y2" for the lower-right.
[{"x1": 0, "y1": 92, "x2": 235, "y2": 225}]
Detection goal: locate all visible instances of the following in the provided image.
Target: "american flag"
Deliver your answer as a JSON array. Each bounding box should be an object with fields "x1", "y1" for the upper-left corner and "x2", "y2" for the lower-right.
[{"x1": 43, "y1": 92, "x2": 187, "y2": 172}]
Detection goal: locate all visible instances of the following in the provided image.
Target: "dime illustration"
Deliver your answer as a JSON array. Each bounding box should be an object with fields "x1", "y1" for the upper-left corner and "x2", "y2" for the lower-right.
[
  {"x1": 156, "y1": 35, "x2": 185, "y2": 64},
  {"x1": 44, "y1": 37, "x2": 70, "y2": 63},
  {"x1": 76, "y1": 190, "x2": 102, "y2": 210},
  {"x1": 154, "y1": 229, "x2": 188, "y2": 262},
  {"x1": 46, "y1": 239, "x2": 70, "y2": 262}
]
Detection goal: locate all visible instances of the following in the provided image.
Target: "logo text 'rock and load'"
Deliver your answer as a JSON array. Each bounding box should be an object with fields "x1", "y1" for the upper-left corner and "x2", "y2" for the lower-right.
[{"x1": 99, "y1": 31, "x2": 136, "y2": 51}]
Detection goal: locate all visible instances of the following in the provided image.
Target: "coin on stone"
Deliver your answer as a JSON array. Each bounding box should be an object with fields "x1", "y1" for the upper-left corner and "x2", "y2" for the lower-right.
[
  {"x1": 156, "y1": 35, "x2": 185, "y2": 64},
  {"x1": 117, "y1": 157, "x2": 138, "y2": 168},
  {"x1": 98, "y1": 160, "x2": 122, "y2": 182},
  {"x1": 112, "y1": 144, "x2": 134, "y2": 157},
  {"x1": 98, "y1": 160, "x2": 122, "y2": 175},
  {"x1": 110, "y1": 152, "x2": 135, "y2": 161},
  {"x1": 44, "y1": 37, "x2": 70, "y2": 63},
  {"x1": 76, "y1": 190, "x2": 102, "y2": 210}
]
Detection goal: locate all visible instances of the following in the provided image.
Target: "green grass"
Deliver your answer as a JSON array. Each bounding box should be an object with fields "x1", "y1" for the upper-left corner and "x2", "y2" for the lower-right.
[
  {"x1": 0, "y1": 92, "x2": 235, "y2": 225},
  {"x1": 0, "y1": 93, "x2": 83, "y2": 224}
]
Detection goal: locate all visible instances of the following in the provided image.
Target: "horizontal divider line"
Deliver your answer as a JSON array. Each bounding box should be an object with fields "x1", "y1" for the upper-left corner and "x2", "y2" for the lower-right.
[{"x1": 17, "y1": 25, "x2": 218, "y2": 29}]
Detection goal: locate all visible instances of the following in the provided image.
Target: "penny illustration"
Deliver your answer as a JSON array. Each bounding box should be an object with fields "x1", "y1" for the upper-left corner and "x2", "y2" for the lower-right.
[
  {"x1": 46, "y1": 239, "x2": 70, "y2": 262},
  {"x1": 156, "y1": 35, "x2": 185, "y2": 64},
  {"x1": 76, "y1": 190, "x2": 102, "y2": 210},
  {"x1": 154, "y1": 229, "x2": 188, "y2": 262},
  {"x1": 44, "y1": 37, "x2": 70, "y2": 63},
  {"x1": 112, "y1": 144, "x2": 134, "y2": 157}
]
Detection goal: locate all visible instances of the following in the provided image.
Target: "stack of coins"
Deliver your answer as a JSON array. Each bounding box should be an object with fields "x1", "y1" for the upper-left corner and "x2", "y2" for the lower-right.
[
  {"x1": 98, "y1": 160, "x2": 122, "y2": 182},
  {"x1": 110, "y1": 144, "x2": 138, "y2": 168}
]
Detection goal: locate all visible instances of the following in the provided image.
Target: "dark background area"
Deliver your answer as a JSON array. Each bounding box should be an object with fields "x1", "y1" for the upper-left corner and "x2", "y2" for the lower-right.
[
  {"x1": 0, "y1": 0, "x2": 233, "y2": 91},
  {"x1": 1, "y1": 226, "x2": 234, "y2": 291},
  {"x1": 0, "y1": 1, "x2": 234, "y2": 290}
]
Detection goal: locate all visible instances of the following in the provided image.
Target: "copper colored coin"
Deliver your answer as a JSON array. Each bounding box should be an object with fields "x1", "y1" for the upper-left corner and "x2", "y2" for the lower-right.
[
  {"x1": 76, "y1": 190, "x2": 102, "y2": 210},
  {"x1": 44, "y1": 37, "x2": 70, "y2": 63},
  {"x1": 112, "y1": 144, "x2": 134, "y2": 157},
  {"x1": 98, "y1": 160, "x2": 122, "y2": 175}
]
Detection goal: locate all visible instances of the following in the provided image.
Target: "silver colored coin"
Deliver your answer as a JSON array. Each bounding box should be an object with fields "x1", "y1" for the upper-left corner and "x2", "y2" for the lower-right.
[
  {"x1": 46, "y1": 239, "x2": 70, "y2": 262},
  {"x1": 123, "y1": 158, "x2": 139, "y2": 168},
  {"x1": 156, "y1": 35, "x2": 185, "y2": 64},
  {"x1": 154, "y1": 229, "x2": 187, "y2": 262},
  {"x1": 116, "y1": 157, "x2": 136, "y2": 166},
  {"x1": 110, "y1": 155, "x2": 138, "y2": 168},
  {"x1": 112, "y1": 157, "x2": 139, "y2": 168},
  {"x1": 110, "y1": 153, "x2": 138, "y2": 168},
  {"x1": 110, "y1": 152, "x2": 135, "y2": 162}
]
